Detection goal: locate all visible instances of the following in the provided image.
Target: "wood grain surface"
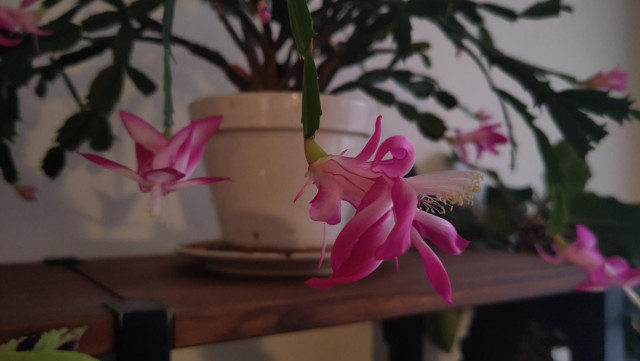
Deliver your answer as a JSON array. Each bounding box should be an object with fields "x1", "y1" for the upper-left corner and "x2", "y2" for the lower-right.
[{"x1": 73, "y1": 249, "x2": 584, "y2": 349}]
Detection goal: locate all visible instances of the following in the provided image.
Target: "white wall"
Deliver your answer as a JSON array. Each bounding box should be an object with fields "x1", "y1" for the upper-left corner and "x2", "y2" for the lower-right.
[{"x1": 1, "y1": 0, "x2": 639, "y2": 360}]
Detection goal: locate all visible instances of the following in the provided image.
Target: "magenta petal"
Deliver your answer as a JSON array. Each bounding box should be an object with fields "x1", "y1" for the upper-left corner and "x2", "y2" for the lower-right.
[
  {"x1": 372, "y1": 135, "x2": 415, "y2": 178},
  {"x1": 574, "y1": 280, "x2": 606, "y2": 292},
  {"x1": 19, "y1": 0, "x2": 38, "y2": 8},
  {"x1": 0, "y1": 34, "x2": 22, "y2": 46},
  {"x1": 411, "y1": 228, "x2": 452, "y2": 304},
  {"x1": 79, "y1": 152, "x2": 145, "y2": 183},
  {"x1": 413, "y1": 210, "x2": 470, "y2": 255},
  {"x1": 330, "y1": 179, "x2": 392, "y2": 270},
  {"x1": 354, "y1": 115, "x2": 382, "y2": 162},
  {"x1": 309, "y1": 185, "x2": 342, "y2": 225},
  {"x1": 183, "y1": 115, "x2": 223, "y2": 176},
  {"x1": 167, "y1": 177, "x2": 230, "y2": 191},
  {"x1": 375, "y1": 180, "x2": 417, "y2": 260},
  {"x1": 153, "y1": 126, "x2": 193, "y2": 170},
  {"x1": 575, "y1": 224, "x2": 598, "y2": 249},
  {"x1": 120, "y1": 111, "x2": 167, "y2": 152},
  {"x1": 534, "y1": 244, "x2": 564, "y2": 264},
  {"x1": 143, "y1": 168, "x2": 185, "y2": 184},
  {"x1": 294, "y1": 176, "x2": 313, "y2": 203}
]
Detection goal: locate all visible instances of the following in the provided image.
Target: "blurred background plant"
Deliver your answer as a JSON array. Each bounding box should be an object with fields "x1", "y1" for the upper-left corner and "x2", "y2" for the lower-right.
[{"x1": 1, "y1": 0, "x2": 639, "y2": 257}]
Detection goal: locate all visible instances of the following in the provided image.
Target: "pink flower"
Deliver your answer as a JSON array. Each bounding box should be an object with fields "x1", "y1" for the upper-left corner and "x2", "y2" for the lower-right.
[
  {"x1": 0, "y1": 0, "x2": 51, "y2": 49},
  {"x1": 80, "y1": 111, "x2": 229, "y2": 215},
  {"x1": 584, "y1": 68, "x2": 627, "y2": 92},
  {"x1": 473, "y1": 109, "x2": 492, "y2": 122},
  {"x1": 453, "y1": 123, "x2": 508, "y2": 164},
  {"x1": 296, "y1": 116, "x2": 481, "y2": 303},
  {"x1": 257, "y1": 1, "x2": 271, "y2": 24},
  {"x1": 536, "y1": 225, "x2": 640, "y2": 291},
  {"x1": 13, "y1": 183, "x2": 37, "y2": 201}
]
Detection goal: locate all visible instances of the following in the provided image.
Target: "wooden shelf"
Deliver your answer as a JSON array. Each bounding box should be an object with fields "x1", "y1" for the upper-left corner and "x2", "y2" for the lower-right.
[{"x1": 0, "y1": 250, "x2": 584, "y2": 354}]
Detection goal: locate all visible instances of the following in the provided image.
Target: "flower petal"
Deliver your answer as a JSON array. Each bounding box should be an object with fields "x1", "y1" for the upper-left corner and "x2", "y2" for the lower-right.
[
  {"x1": 330, "y1": 178, "x2": 393, "y2": 270},
  {"x1": 411, "y1": 228, "x2": 452, "y2": 304},
  {"x1": 354, "y1": 115, "x2": 381, "y2": 162},
  {"x1": 372, "y1": 136, "x2": 415, "y2": 178},
  {"x1": 183, "y1": 115, "x2": 223, "y2": 177},
  {"x1": 413, "y1": 210, "x2": 470, "y2": 255},
  {"x1": 143, "y1": 168, "x2": 185, "y2": 185},
  {"x1": 166, "y1": 176, "x2": 230, "y2": 191},
  {"x1": 375, "y1": 180, "x2": 417, "y2": 260},
  {"x1": 19, "y1": 0, "x2": 38, "y2": 8},
  {"x1": 575, "y1": 224, "x2": 598, "y2": 249},
  {"x1": 0, "y1": 34, "x2": 22, "y2": 46},
  {"x1": 120, "y1": 111, "x2": 167, "y2": 152},
  {"x1": 309, "y1": 181, "x2": 343, "y2": 225},
  {"x1": 534, "y1": 244, "x2": 564, "y2": 264},
  {"x1": 78, "y1": 152, "x2": 145, "y2": 183}
]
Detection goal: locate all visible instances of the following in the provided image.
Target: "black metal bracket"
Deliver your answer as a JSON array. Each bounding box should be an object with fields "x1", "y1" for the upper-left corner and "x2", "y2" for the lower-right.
[{"x1": 106, "y1": 299, "x2": 173, "y2": 361}]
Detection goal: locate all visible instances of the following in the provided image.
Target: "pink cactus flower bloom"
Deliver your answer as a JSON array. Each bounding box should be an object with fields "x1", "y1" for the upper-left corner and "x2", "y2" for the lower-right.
[
  {"x1": 296, "y1": 116, "x2": 481, "y2": 303},
  {"x1": 473, "y1": 109, "x2": 492, "y2": 122},
  {"x1": 453, "y1": 123, "x2": 508, "y2": 164},
  {"x1": 536, "y1": 225, "x2": 640, "y2": 292},
  {"x1": 80, "y1": 111, "x2": 229, "y2": 215},
  {"x1": 257, "y1": 1, "x2": 271, "y2": 24},
  {"x1": 0, "y1": 0, "x2": 51, "y2": 48},
  {"x1": 584, "y1": 68, "x2": 627, "y2": 92},
  {"x1": 13, "y1": 183, "x2": 37, "y2": 201}
]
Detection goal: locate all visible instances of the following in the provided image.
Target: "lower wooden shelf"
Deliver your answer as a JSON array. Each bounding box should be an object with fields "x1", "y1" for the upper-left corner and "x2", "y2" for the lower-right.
[{"x1": 0, "y1": 249, "x2": 584, "y2": 354}]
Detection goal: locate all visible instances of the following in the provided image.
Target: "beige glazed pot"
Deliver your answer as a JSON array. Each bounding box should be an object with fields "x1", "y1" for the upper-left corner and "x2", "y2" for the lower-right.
[{"x1": 189, "y1": 92, "x2": 373, "y2": 253}]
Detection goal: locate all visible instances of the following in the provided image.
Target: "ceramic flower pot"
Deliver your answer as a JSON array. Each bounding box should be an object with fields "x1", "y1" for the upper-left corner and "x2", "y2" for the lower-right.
[{"x1": 189, "y1": 92, "x2": 373, "y2": 254}]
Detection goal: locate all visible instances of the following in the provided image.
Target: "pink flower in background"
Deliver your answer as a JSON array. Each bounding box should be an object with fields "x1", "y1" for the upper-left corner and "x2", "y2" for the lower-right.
[
  {"x1": 584, "y1": 68, "x2": 627, "y2": 92},
  {"x1": 453, "y1": 123, "x2": 508, "y2": 163},
  {"x1": 296, "y1": 116, "x2": 481, "y2": 303},
  {"x1": 473, "y1": 109, "x2": 492, "y2": 122},
  {"x1": 0, "y1": 0, "x2": 51, "y2": 48},
  {"x1": 536, "y1": 225, "x2": 640, "y2": 291},
  {"x1": 13, "y1": 183, "x2": 37, "y2": 201},
  {"x1": 257, "y1": 1, "x2": 271, "y2": 24},
  {"x1": 80, "y1": 111, "x2": 229, "y2": 215}
]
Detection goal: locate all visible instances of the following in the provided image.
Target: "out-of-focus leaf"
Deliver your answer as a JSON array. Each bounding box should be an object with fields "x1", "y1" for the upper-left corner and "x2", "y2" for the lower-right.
[
  {"x1": 126, "y1": 66, "x2": 157, "y2": 95},
  {"x1": 42, "y1": 146, "x2": 66, "y2": 179},
  {"x1": 396, "y1": 102, "x2": 419, "y2": 120},
  {"x1": 478, "y1": 3, "x2": 518, "y2": 21},
  {"x1": 86, "y1": 65, "x2": 124, "y2": 114},
  {"x1": 362, "y1": 86, "x2": 395, "y2": 106},
  {"x1": 520, "y1": 0, "x2": 572, "y2": 19},
  {"x1": 89, "y1": 115, "x2": 113, "y2": 151},
  {"x1": 555, "y1": 141, "x2": 590, "y2": 194},
  {"x1": 434, "y1": 90, "x2": 458, "y2": 109},
  {"x1": 546, "y1": 99, "x2": 607, "y2": 157},
  {"x1": 357, "y1": 69, "x2": 390, "y2": 85},
  {"x1": 478, "y1": 26, "x2": 493, "y2": 47},
  {"x1": 424, "y1": 309, "x2": 464, "y2": 352},
  {"x1": 630, "y1": 109, "x2": 640, "y2": 121},
  {"x1": 128, "y1": 0, "x2": 163, "y2": 16},
  {"x1": 39, "y1": 24, "x2": 82, "y2": 53},
  {"x1": 568, "y1": 193, "x2": 640, "y2": 259},
  {"x1": 406, "y1": 0, "x2": 448, "y2": 18},
  {"x1": 459, "y1": 2, "x2": 483, "y2": 24},
  {"x1": 0, "y1": 142, "x2": 18, "y2": 183},
  {"x1": 416, "y1": 113, "x2": 446, "y2": 140},
  {"x1": 0, "y1": 85, "x2": 19, "y2": 141},
  {"x1": 392, "y1": 11, "x2": 412, "y2": 59},
  {"x1": 402, "y1": 81, "x2": 434, "y2": 98},
  {"x1": 113, "y1": 22, "x2": 134, "y2": 67},
  {"x1": 81, "y1": 11, "x2": 119, "y2": 31},
  {"x1": 559, "y1": 89, "x2": 632, "y2": 123},
  {"x1": 56, "y1": 111, "x2": 92, "y2": 150},
  {"x1": 43, "y1": 0, "x2": 64, "y2": 7}
]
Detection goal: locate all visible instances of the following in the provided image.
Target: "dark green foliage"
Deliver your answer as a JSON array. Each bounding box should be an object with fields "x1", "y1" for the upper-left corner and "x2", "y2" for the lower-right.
[
  {"x1": 126, "y1": 66, "x2": 157, "y2": 95},
  {"x1": 434, "y1": 91, "x2": 458, "y2": 109},
  {"x1": 568, "y1": 194, "x2": 640, "y2": 258},
  {"x1": 0, "y1": 142, "x2": 18, "y2": 183},
  {"x1": 42, "y1": 146, "x2": 66, "y2": 179},
  {"x1": 520, "y1": 0, "x2": 572, "y2": 19},
  {"x1": 416, "y1": 113, "x2": 446, "y2": 140},
  {"x1": 89, "y1": 115, "x2": 114, "y2": 151},
  {"x1": 81, "y1": 12, "x2": 120, "y2": 31},
  {"x1": 86, "y1": 66, "x2": 124, "y2": 115}
]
